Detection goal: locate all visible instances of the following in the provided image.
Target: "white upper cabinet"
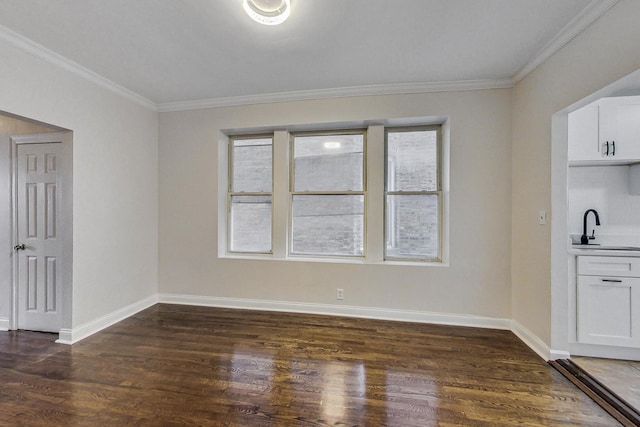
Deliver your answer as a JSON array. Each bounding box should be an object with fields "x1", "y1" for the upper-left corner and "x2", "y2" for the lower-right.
[
  {"x1": 568, "y1": 96, "x2": 640, "y2": 165},
  {"x1": 568, "y1": 105, "x2": 600, "y2": 162},
  {"x1": 599, "y1": 96, "x2": 640, "y2": 161}
]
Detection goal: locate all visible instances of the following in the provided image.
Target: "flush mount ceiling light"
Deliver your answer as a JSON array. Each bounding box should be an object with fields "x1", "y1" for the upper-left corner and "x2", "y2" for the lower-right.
[{"x1": 243, "y1": 0, "x2": 291, "y2": 26}]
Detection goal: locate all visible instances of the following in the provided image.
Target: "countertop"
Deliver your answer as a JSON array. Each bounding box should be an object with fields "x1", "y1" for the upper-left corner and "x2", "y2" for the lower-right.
[{"x1": 569, "y1": 245, "x2": 640, "y2": 257}]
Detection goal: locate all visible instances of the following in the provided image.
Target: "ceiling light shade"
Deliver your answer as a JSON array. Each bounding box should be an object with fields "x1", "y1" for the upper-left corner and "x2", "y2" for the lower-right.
[{"x1": 243, "y1": 0, "x2": 290, "y2": 26}]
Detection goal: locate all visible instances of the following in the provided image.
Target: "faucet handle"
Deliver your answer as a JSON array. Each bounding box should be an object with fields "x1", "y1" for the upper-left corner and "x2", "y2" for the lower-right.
[{"x1": 589, "y1": 229, "x2": 596, "y2": 240}]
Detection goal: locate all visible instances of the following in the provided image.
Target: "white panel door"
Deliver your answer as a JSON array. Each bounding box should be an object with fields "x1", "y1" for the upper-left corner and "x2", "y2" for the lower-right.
[{"x1": 15, "y1": 142, "x2": 65, "y2": 332}]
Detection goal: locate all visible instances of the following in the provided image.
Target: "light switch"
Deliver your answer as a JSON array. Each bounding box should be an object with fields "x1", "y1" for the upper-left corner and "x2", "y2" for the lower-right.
[{"x1": 538, "y1": 211, "x2": 547, "y2": 225}]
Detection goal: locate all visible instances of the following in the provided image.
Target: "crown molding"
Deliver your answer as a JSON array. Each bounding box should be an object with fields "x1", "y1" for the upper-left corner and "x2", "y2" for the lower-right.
[
  {"x1": 513, "y1": 0, "x2": 620, "y2": 83},
  {"x1": 157, "y1": 79, "x2": 514, "y2": 112},
  {"x1": 0, "y1": 21, "x2": 515, "y2": 114},
  {"x1": 0, "y1": 0, "x2": 618, "y2": 113},
  {"x1": 0, "y1": 24, "x2": 157, "y2": 111}
]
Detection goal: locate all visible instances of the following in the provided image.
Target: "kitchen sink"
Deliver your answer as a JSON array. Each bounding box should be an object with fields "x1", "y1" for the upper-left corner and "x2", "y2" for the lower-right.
[{"x1": 572, "y1": 244, "x2": 640, "y2": 251}]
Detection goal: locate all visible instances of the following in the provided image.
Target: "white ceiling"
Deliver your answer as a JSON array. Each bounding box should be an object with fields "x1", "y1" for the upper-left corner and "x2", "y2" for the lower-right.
[{"x1": 0, "y1": 0, "x2": 614, "y2": 108}]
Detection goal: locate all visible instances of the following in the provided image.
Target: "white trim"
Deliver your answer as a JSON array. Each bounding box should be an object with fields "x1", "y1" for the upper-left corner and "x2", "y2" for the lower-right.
[
  {"x1": 513, "y1": 0, "x2": 620, "y2": 83},
  {"x1": 48, "y1": 294, "x2": 554, "y2": 362},
  {"x1": 152, "y1": 0, "x2": 621, "y2": 113},
  {"x1": 0, "y1": 1, "x2": 617, "y2": 113},
  {"x1": 0, "y1": 317, "x2": 9, "y2": 331},
  {"x1": 511, "y1": 320, "x2": 552, "y2": 361},
  {"x1": 55, "y1": 295, "x2": 158, "y2": 345},
  {"x1": 0, "y1": 24, "x2": 157, "y2": 111},
  {"x1": 157, "y1": 79, "x2": 514, "y2": 112},
  {"x1": 218, "y1": 252, "x2": 451, "y2": 267},
  {"x1": 569, "y1": 342, "x2": 640, "y2": 361},
  {"x1": 158, "y1": 293, "x2": 511, "y2": 330},
  {"x1": 550, "y1": 349, "x2": 571, "y2": 360},
  {"x1": 57, "y1": 328, "x2": 72, "y2": 343},
  {"x1": 11, "y1": 132, "x2": 66, "y2": 145}
]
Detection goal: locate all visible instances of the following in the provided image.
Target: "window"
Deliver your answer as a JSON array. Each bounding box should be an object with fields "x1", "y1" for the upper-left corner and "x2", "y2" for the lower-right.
[
  {"x1": 228, "y1": 135, "x2": 273, "y2": 253},
  {"x1": 221, "y1": 121, "x2": 446, "y2": 264},
  {"x1": 385, "y1": 127, "x2": 441, "y2": 261},
  {"x1": 290, "y1": 131, "x2": 365, "y2": 257}
]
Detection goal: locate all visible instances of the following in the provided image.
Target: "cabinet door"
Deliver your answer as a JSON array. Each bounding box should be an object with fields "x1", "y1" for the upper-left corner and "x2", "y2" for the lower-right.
[
  {"x1": 577, "y1": 275, "x2": 640, "y2": 347},
  {"x1": 599, "y1": 98, "x2": 640, "y2": 160},
  {"x1": 568, "y1": 105, "x2": 600, "y2": 162}
]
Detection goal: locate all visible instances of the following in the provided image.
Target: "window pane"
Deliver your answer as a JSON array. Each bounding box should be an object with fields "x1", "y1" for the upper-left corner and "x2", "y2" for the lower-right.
[
  {"x1": 232, "y1": 138, "x2": 272, "y2": 192},
  {"x1": 387, "y1": 130, "x2": 438, "y2": 192},
  {"x1": 291, "y1": 195, "x2": 364, "y2": 256},
  {"x1": 386, "y1": 195, "x2": 439, "y2": 259},
  {"x1": 230, "y1": 195, "x2": 271, "y2": 252},
  {"x1": 294, "y1": 134, "x2": 363, "y2": 191}
]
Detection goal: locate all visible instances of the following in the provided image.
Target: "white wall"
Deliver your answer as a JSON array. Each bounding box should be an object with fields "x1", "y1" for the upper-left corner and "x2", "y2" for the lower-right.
[
  {"x1": 0, "y1": 36, "x2": 158, "y2": 329},
  {"x1": 159, "y1": 89, "x2": 513, "y2": 321},
  {"x1": 512, "y1": 0, "x2": 640, "y2": 348}
]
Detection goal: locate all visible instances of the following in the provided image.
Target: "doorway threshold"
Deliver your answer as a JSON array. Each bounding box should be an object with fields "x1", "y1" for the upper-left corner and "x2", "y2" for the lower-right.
[{"x1": 550, "y1": 359, "x2": 640, "y2": 426}]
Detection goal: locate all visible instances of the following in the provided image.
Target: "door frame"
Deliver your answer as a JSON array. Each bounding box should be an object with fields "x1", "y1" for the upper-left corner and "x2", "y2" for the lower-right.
[
  {"x1": 550, "y1": 67, "x2": 640, "y2": 359},
  {"x1": 10, "y1": 132, "x2": 73, "y2": 334}
]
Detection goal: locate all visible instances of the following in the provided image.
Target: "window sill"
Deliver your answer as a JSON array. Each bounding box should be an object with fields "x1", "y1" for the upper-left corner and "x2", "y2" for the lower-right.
[{"x1": 218, "y1": 253, "x2": 448, "y2": 267}]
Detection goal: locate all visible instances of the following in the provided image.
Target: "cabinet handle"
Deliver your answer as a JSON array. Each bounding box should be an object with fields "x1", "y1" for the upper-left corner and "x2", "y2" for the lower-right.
[
  {"x1": 612, "y1": 140, "x2": 615, "y2": 156},
  {"x1": 602, "y1": 279, "x2": 623, "y2": 283},
  {"x1": 605, "y1": 141, "x2": 610, "y2": 156}
]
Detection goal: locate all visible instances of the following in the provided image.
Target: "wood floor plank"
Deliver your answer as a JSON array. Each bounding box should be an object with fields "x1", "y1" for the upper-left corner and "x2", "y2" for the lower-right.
[{"x1": 0, "y1": 304, "x2": 621, "y2": 426}]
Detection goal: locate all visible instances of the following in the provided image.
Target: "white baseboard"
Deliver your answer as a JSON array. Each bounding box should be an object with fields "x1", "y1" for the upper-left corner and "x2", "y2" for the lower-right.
[
  {"x1": 569, "y1": 342, "x2": 640, "y2": 361},
  {"x1": 57, "y1": 328, "x2": 73, "y2": 343},
  {"x1": 158, "y1": 293, "x2": 512, "y2": 331},
  {"x1": 46, "y1": 292, "x2": 553, "y2": 362},
  {"x1": 56, "y1": 294, "x2": 158, "y2": 345},
  {"x1": 0, "y1": 317, "x2": 9, "y2": 331},
  {"x1": 511, "y1": 320, "x2": 553, "y2": 360},
  {"x1": 549, "y1": 349, "x2": 571, "y2": 360}
]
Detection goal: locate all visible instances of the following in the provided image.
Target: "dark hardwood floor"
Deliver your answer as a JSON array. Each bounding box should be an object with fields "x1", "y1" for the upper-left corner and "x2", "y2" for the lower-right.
[{"x1": 0, "y1": 304, "x2": 619, "y2": 426}]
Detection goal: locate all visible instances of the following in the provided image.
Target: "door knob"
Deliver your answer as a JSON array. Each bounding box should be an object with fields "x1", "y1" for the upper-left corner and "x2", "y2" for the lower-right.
[{"x1": 14, "y1": 244, "x2": 26, "y2": 251}]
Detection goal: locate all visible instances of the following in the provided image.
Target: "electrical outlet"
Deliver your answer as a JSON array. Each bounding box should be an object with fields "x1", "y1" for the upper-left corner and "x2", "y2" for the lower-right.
[
  {"x1": 336, "y1": 288, "x2": 344, "y2": 300},
  {"x1": 538, "y1": 211, "x2": 547, "y2": 225}
]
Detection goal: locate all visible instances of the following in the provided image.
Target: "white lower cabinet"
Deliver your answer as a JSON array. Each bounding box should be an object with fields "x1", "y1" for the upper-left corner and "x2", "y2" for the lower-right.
[
  {"x1": 577, "y1": 275, "x2": 640, "y2": 346},
  {"x1": 577, "y1": 256, "x2": 640, "y2": 347}
]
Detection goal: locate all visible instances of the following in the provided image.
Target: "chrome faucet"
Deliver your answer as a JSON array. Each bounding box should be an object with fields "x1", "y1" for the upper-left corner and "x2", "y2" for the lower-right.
[{"x1": 581, "y1": 209, "x2": 601, "y2": 245}]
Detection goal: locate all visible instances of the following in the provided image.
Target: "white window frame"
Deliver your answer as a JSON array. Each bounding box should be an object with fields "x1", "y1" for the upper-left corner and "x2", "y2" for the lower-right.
[
  {"x1": 384, "y1": 125, "x2": 442, "y2": 262},
  {"x1": 218, "y1": 120, "x2": 449, "y2": 266},
  {"x1": 288, "y1": 129, "x2": 367, "y2": 259},
  {"x1": 227, "y1": 134, "x2": 274, "y2": 254}
]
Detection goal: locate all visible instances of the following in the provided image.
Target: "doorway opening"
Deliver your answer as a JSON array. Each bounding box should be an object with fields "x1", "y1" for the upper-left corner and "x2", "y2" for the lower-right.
[
  {"x1": 550, "y1": 68, "x2": 640, "y2": 414},
  {"x1": 0, "y1": 111, "x2": 72, "y2": 339}
]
